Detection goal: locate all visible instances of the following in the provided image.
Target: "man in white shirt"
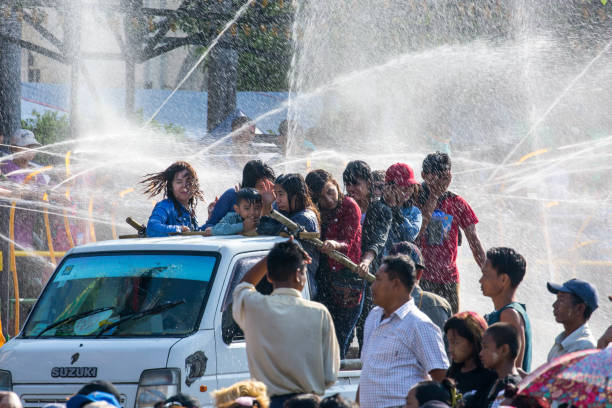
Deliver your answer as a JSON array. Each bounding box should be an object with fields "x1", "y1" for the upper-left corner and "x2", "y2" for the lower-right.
[
  {"x1": 358, "y1": 255, "x2": 449, "y2": 408},
  {"x1": 233, "y1": 240, "x2": 340, "y2": 408},
  {"x1": 547, "y1": 278, "x2": 599, "y2": 362}
]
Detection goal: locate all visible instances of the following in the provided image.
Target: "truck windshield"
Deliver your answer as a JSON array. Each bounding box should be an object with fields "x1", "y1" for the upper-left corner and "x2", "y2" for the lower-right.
[{"x1": 22, "y1": 252, "x2": 218, "y2": 338}]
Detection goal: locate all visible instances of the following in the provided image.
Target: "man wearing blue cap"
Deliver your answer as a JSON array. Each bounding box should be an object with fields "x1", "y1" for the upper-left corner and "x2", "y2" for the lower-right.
[{"x1": 547, "y1": 278, "x2": 599, "y2": 362}]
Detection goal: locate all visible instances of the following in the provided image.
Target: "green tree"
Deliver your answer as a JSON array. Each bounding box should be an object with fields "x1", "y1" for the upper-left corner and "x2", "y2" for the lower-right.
[{"x1": 179, "y1": 0, "x2": 293, "y2": 91}]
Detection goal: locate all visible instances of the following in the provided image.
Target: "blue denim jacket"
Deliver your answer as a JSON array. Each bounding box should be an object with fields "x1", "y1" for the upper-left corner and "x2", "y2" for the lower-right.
[
  {"x1": 146, "y1": 198, "x2": 198, "y2": 237},
  {"x1": 211, "y1": 211, "x2": 244, "y2": 235}
]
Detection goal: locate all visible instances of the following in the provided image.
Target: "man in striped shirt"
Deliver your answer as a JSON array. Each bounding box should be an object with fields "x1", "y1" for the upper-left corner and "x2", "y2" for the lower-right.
[{"x1": 358, "y1": 255, "x2": 449, "y2": 408}]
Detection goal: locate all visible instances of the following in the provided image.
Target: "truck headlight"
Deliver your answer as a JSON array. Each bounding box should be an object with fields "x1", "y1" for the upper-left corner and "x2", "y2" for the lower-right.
[
  {"x1": 0, "y1": 370, "x2": 12, "y2": 391},
  {"x1": 136, "y1": 369, "x2": 180, "y2": 408}
]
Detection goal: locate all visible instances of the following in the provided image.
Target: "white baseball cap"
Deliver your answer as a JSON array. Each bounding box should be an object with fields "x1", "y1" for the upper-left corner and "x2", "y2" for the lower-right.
[{"x1": 11, "y1": 129, "x2": 41, "y2": 148}]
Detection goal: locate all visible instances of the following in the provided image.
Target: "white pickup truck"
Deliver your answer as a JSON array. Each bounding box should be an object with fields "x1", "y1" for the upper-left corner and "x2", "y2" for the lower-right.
[{"x1": 0, "y1": 235, "x2": 361, "y2": 408}]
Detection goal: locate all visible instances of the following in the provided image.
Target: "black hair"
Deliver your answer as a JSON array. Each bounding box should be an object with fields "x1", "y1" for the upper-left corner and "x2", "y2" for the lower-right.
[
  {"x1": 77, "y1": 380, "x2": 121, "y2": 402},
  {"x1": 413, "y1": 378, "x2": 456, "y2": 406},
  {"x1": 569, "y1": 292, "x2": 594, "y2": 321},
  {"x1": 267, "y1": 240, "x2": 308, "y2": 282},
  {"x1": 236, "y1": 187, "x2": 262, "y2": 206},
  {"x1": 283, "y1": 394, "x2": 321, "y2": 408},
  {"x1": 422, "y1": 151, "x2": 452, "y2": 175},
  {"x1": 275, "y1": 173, "x2": 320, "y2": 222},
  {"x1": 485, "y1": 323, "x2": 519, "y2": 360},
  {"x1": 164, "y1": 393, "x2": 200, "y2": 408},
  {"x1": 342, "y1": 160, "x2": 372, "y2": 186},
  {"x1": 231, "y1": 116, "x2": 252, "y2": 131},
  {"x1": 305, "y1": 169, "x2": 343, "y2": 207},
  {"x1": 141, "y1": 161, "x2": 204, "y2": 217},
  {"x1": 242, "y1": 160, "x2": 275, "y2": 188},
  {"x1": 381, "y1": 255, "x2": 417, "y2": 291},
  {"x1": 444, "y1": 314, "x2": 486, "y2": 375},
  {"x1": 486, "y1": 247, "x2": 526, "y2": 288},
  {"x1": 319, "y1": 394, "x2": 358, "y2": 408},
  {"x1": 371, "y1": 170, "x2": 385, "y2": 183}
]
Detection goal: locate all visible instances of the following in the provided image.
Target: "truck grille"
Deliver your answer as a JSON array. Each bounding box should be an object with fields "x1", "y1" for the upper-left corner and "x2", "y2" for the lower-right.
[
  {"x1": 22, "y1": 395, "x2": 69, "y2": 408},
  {"x1": 21, "y1": 394, "x2": 127, "y2": 408}
]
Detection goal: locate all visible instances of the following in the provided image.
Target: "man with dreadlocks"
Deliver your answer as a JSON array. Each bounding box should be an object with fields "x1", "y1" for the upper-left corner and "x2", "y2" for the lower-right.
[{"x1": 142, "y1": 161, "x2": 205, "y2": 237}]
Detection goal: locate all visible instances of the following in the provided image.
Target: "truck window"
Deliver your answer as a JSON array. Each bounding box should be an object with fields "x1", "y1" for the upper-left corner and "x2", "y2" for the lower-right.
[
  {"x1": 220, "y1": 255, "x2": 271, "y2": 344},
  {"x1": 22, "y1": 252, "x2": 218, "y2": 338}
]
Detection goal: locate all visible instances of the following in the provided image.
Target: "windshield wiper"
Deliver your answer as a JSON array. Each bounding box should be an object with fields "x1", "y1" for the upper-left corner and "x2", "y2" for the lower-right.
[
  {"x1": 34, "y1": 306, "x2": 114, "y2": 338},
  {"x1": 95, "y1": 300, "x2": 185, "y2": 337}
]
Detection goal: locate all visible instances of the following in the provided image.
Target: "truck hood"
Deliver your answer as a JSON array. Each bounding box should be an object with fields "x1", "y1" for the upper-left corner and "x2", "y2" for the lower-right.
[{"x1": 0, "y1": 337, "x2": 181, "y2": 384}]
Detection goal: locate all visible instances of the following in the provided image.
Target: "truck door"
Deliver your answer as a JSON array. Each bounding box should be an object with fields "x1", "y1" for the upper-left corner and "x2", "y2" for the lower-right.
[{"x1": 213, "y1": 253, "x2": 265, "y2": 390}]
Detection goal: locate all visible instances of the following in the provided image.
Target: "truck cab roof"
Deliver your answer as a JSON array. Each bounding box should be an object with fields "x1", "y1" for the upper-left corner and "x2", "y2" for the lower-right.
[{"x1": 67, "y1": 235, "x2": 288, "y2": 256}]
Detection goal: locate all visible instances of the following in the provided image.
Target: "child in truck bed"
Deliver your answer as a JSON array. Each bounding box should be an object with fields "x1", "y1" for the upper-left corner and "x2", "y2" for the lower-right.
[
  {"x1": 142, "y1": 161, "x2": 204, "y2": 237},
  {"x1": 207, "y1": 188, "x2": 262, "y2": 236}
]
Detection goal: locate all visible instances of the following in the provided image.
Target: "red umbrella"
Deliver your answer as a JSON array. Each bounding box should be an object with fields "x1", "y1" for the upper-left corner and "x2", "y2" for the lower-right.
[{"x1": 518, "y1": 348, "x2": 611, "y2": 407}]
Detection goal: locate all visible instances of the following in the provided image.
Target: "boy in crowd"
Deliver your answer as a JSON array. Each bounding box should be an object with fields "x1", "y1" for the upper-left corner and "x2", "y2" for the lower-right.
[
  {"x1": 480, "y1": 323, "x2": 522, "y2": 408},
  {"x1": 480, "y1": 247, "x2": 532, "y2": 372},
  {"x1": 208, "y1": 188, "x2": 262, "y2": 235},
  {"x1": 547, "y1": 278, "x2": 599, "y2": 361},
  {"x1": 416, "y1": 152, "x2": 485, "y2": 313}
]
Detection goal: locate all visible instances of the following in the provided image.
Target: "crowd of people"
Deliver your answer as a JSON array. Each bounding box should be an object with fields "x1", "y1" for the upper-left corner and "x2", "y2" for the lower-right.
[
  {"x1": 137, "y1": 127, "x2": 611, "y2": 408},
  {"x1": 1, "y1": 117, "x2": 611, "y2": 408}
]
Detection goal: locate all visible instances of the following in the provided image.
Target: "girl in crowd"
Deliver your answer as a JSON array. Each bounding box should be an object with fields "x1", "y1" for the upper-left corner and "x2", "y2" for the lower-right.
[
  {"x1": 203, "y1": 160, "x2": 276, "y2": 230},
  {"x1": 142, "y1": 161, "x2": 204, "y2": 237},
  {"x1": 404, "y1": 378, "x2": 458, "y2": 408},
  {"x1": 257, "y1": 173, "x2": 321, "y2": 295},
  {"x1": 444, "y1": 312, "x2": 497, "y2": 408},
  {"x1": 305, "y1": 169, "x2": 363, "y2": 358}
]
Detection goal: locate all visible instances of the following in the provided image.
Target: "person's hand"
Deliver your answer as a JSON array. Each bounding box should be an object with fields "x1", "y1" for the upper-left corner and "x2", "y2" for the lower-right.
[
  {"x1": 243, "y1": 216, "x2": 258, "y2": 233},
  {"x1": 181, "y1": 226, "x2": 190, "y2": 232},
  {"x1": 321, "y1": 240, "x2": 341, "y2": 254},
  {"x1": 208, "y1": 196, "x2": 218, "y2": 218},
  {"x1": 202, "y1": 227, "x2": 212, "y2": 236},
  {"x1": 597, "y1": 325, "x2": 612, "y2": 349},
  {"x1": 357, "y1": 259, "x2": 372, "y2": 278},
  {"x1": 260, "y1": 179, "x2": 276, "y2": 211}
]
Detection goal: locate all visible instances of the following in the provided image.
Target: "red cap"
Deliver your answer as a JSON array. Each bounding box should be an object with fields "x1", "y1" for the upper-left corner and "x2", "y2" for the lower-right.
[{"x1": 385, "y1": 163, "x2": 418, "y2": 187}]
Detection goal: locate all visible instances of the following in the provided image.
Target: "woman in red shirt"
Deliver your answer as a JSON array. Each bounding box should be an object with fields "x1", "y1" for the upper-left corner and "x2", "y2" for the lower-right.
[{"x1": 306, "y1": 169, "x2": 363, "y2": 358}]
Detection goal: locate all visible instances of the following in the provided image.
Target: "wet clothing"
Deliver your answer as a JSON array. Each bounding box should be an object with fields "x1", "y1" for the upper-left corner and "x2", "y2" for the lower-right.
[
  {"x1": 211, "y1": 211, "x2": 245, "y2": 235},
  {"x1": 417, "y1": 185, "x2": 478, "y2": 284},
  {"x1": 385, "y1": 205, "x2": 422, "y2": 254},
  {"x1": 448, "y1": 366, "x2": 497, "y2": 408},
  {"x1": 146, "y1": 198, "x2": 198, "y2": 237},
  {"x1": 202, "y1": 187, "x2": 237, "y2": 229},
  {"x1": 485, "y1": 302, "x2": 533, "y2": 371},
  {"x1": 547, "y1": 323, "x2": 597, "y2": 362},
  {"x1": 321, "y1": 196, "x2": 362, "y2": 271},
  {"x1": 257, "y1": 208, "x2": 320, "y2": 297},
  {"x1": 361, "y1": 198, "x2": 393, "y2": 274},
  {"x1": 317, "y1": 196, "x2": 363, "y2": 358},
  {"x1": 485, "y1": 373, "x2": 521, "y2": 408}
]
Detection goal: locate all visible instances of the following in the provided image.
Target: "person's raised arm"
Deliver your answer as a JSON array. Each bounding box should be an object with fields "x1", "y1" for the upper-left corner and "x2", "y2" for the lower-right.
[
  {"x1": 416, "y1": 194, "x2": 438, "y2": 242},
  {"x1": 499, "y1": 308, "x2": 526, "y2": 369},
  {"x1": 240, "y1": 256, "x2": 268, "y2": 286},
  {"x1": 463, "y1": 223, "x2": 486, "y2": 269}
]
